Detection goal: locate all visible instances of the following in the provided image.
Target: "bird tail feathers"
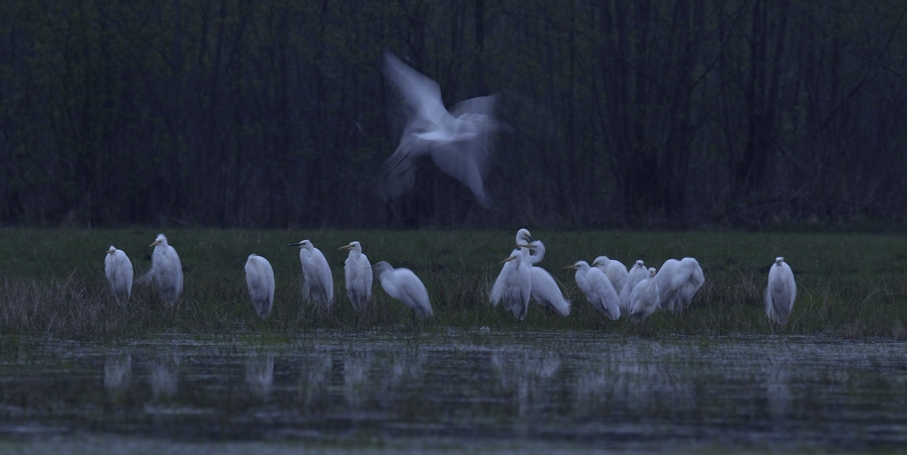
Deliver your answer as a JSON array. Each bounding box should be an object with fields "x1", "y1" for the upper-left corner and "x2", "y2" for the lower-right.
[{"x1": 136, "y1": 266, "x2": 154, "y2": 286}]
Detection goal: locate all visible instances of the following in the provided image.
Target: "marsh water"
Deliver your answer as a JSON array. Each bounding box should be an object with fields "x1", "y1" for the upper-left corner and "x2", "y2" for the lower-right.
[{"x1": 1, "y1": 330, "x2": 905, "y2": 453}]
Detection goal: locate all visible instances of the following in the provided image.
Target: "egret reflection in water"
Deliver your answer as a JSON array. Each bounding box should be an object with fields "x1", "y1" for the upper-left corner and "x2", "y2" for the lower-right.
[
  {"x1": 387, "y1": 346, "x2": 427, "y2": 390},
  {"x1": 3, "y1": 333, "x2": 907, "y2": 451},
  {"x1": 245, "y1": 354, "x2": 274, "y2": 400},
  {"x1": 150, "y1": 354, "x2": 180, "y2": 400},
  {"x1": 103, "y1": 353, "x2": 132, "y2": 400},
  {"x1": 570, "y1": 342, "x2": 698, "y2": 416},
  {"x1": 764, "y1": 357, "x2": 793, "y2": 420},
  {"x1": 298, "y1": 352, "x2": 333, "y2": 407},
  {"x1": 491, "y1": 348, "x2": 561, "y2": 416},
  {"x1": 343, "y1": 351, "x2": 374, "y2": 407}
]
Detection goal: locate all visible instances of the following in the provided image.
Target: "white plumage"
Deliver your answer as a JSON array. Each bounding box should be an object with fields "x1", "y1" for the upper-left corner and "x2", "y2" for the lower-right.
[
  {"x1": 629, "y1": 267, "x2": 660, "y2": 322},
  {"x1": 244, "y1": 254, "x2": 275, "y2": 319},
  {"x1": 525, "y1": 246, "x2": 570, "y2": 317},
  {"x1": 138, "y1": 233, "x2": 183, "y2": 307},
  {"x1": 514, "y1": 229, "x2": 544, "y2": 265},
  {"x1": 655, "y1": 257, "x2": 705, "y2": 313},
  {"x1": 339, "y1": 241, "x2": 373, "y2": 311},
  {"x1": 289, "y1": 239, "x2": 333, "y2": 308},
  {"x1": 565, "y1": 260, "x2": 620, "y2": 320},
  {"x1": 380, "y1": 51, "x2": 501, "y2": 208},
  {"x1": 490, "y1": 248, "x2": 532, "y2": 320},
  {"x1": 619, "y1": 260, "x2": 648, "y2": 316},
  {"x1": 765, "y1": 257, "x2": 796, "y2": 324},
  {"x1": 104, "y1": 245, "x2": 134, "y2": 305},
  {"x1": 591, "y1": 255, "x2": 629, "y2": 296},
  {"x1": 510, "y1": 233, "x2": 568, "y2": 317},
  {"x1": 373, "y1": 261, "x2": 433, "y2": 318}
]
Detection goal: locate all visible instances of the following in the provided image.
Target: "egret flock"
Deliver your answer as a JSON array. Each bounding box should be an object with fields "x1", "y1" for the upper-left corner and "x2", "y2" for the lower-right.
[
  {"x1": 101, "y1": 53, "x2": 796, "y2": 325},
  {"x1": 105, "y1": 229, "x2": 795, "y2": 325}
]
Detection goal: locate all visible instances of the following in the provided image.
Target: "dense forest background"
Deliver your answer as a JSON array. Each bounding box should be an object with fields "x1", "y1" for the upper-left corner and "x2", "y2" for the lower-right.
[{"x1": 2, "y1": 0, "x2": 906, "y2": 229}]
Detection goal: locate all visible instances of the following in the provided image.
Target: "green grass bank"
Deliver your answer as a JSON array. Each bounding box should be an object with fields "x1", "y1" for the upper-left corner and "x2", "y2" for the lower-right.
[{"x1": 1, "y1": 228, "x2": 905, "y2": 340}]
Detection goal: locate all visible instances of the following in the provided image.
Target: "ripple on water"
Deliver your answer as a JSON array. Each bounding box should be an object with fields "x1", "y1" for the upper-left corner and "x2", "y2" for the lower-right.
[{"x1": 0, "y1": 331, "x2": 905, "y2": 452}]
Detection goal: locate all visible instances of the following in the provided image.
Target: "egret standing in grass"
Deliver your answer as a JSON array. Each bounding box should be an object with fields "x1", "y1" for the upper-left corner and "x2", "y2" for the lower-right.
[
  {"x1": 138, "y1": 234, "x2": 183, "y2": 307},
  {"x1": 104, "y1": 245, "x2": 134, "y2": 305},
  {"x1": 289, "y1": 240, "x2": 333, "y2": 309},
  {"x1": 765, "y1": 257, "x2": 796, "y2": 324},
  {"x1": 591, "y1": 255, "x2": 629, "y2": 296},
  {"x1": 515, "y1": 228, "x2": 545, "y2": 264},
  {"x1": 564, "y1": 260, "x2": 620, "y2": 320},
  {"x1": 373, "y1": 261, "x2": 433, "y2": 318},
  {"x1": 628, "y1": 267, "x2": 660, "y2": 322},
  {"x1": 655, "y1": 257, "x2": 705, "y2": 313},
  {"x1": 244, "y1": 254, "x2": 275, "y2": 319},
  {"x1": 522, "y1": 244, "x2": 570, "y2": 317},
  {"x1": 619, "y1": 260, "x2": 648, "y2": 316},
  {"x1": 490, "y1": 248, "x2": 533, "y2": 320},
  {"x1": 339, "y1": 241, "x2": 372, "y2": 311}
]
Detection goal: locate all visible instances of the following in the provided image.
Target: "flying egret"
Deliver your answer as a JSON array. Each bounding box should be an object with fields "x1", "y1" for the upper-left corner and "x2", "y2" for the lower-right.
[
  {"x1": 591, "y1": 255, "x2": 629, "y2": 295},
  {"x1": 618, "y1": 260, "x2": 648, "y2": 316},
  {"x1": 655, "y1": 257, "x2": 705, "y2": 313},
  {"x1": 564, "y1": 261, "x2": 620, "y2": 320},
  {"x1": 522, "y1": 245, "x2": 570, "y2": 317},
  {"x1": 138, "y1": 233, "x2": 183, "y2": 307},
  {"x1": 104, "y1": 245, "x2": 134, "y2": 305},
  {"x1": 628, "y1": 267, "x2": 660, "y2": 322},
  {"x1": 490, "y1": 247, "x2": 533, "y2": 320},
  {"x1": 244, "y1": 254, "x2": 275, "y2": 319},
  {"x1": 373, "y1": 261, "x2": 433, "y2": 318},
  {"x1": 289, "y1": 240, "x2": 333, "y2": 308},
  {"x1": 765, "y1": 257, "x2": 796, "y2": 324},
  {"x1": 339, "y1": 241, "x2": 373, "y2": 311},
  {"x1": 380, "y1": 51, "x2": 501, "y2": 208}
]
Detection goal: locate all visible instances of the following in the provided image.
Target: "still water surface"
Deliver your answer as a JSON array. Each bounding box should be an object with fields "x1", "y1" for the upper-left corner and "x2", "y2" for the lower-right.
[{"x1": 1, "y1": 330, "x2": 905, "y2": 453}]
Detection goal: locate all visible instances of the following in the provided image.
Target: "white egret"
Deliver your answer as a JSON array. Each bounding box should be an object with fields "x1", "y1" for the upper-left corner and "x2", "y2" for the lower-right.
[
  {"x1": 289, "y1": 239, "x2": 334, "y2": 308},
  {"x1": 618, "y1": 260, "x2": 648, "y2": 315},
  {"x1": 490, "y1": 248, "x2": 532, "y2": 321},
  {"x1": 104, "y1": 245, "x2": 134, "y2": 305},
  {"x1": 515, "y1": 228, "x2": 533, "y2": 246},
  {"x1": 655, "y1": 257, "x2": 705, "y2": 313},
  {"x1": 523, "y1": 245, "x2": 570, "y2": 317},
  {"x1": 628, "y1": 267, "x2": 660, "y2": 322},
  {"x1": 380, "y1": 51, "x2": 501, "y2": 208},
  {"x1": 765, "y1": 257, "x2": 796, "y2": 324},
  {"x1": 515, "y1": 228, "x2": 545, "y2": 264},
  {"x1": 138, "y1": 233, "x2": 183, "y2": 307},
  {"x1": 591, "y1": 255, "x2": 629, "y2": 296},
  {"x1": 339, "y1": 241, "x2": 373, "y2": 311},
  {"x1": 564, "y1": 261, "x2": 620, "y2": 320},
  {"x1": 244, "y1": 254, "x2": 275, "y2": 319},
  {"x1": 373, "y1": 261, "x2": 433, "y2": 318}
]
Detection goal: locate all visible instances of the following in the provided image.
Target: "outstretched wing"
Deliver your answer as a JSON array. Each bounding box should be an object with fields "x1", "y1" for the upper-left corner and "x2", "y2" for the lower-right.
[
  {"x1": 383, "y1": 51, "x2": 448, "y2": 128},
  {"x1": 427, "y1": 140, "x2": 492, "y2": 208},
  {"x1": 381, "y1": 52, "x2": 499, "y2": 209}
]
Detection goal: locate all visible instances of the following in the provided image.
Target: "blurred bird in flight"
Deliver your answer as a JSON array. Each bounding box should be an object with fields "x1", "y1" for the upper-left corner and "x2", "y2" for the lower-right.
[{"x1": 380, "y1": 51, "x2": 501, "y2": 208}]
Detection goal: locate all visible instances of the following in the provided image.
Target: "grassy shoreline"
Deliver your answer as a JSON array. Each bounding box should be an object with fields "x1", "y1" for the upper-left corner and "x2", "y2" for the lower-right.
[{"x1": 1, "y1": 228, "x2": 905, "y2": 340}]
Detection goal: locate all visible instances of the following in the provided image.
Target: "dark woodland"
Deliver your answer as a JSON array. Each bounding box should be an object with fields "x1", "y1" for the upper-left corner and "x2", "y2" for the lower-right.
[{"x1": 2, "y1": 0, "x2": 906, "y2": 229}]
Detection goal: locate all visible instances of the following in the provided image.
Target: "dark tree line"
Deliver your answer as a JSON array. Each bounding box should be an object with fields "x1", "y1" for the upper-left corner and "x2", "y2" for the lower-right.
[{"x1": 2, "y1": 0, "x2": 907, "y2": 229}]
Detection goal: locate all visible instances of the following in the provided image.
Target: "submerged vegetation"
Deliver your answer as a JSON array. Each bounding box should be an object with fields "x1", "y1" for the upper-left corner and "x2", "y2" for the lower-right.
[{"x1": 0, "y1": 228, "x2": 905, "y2": 340}]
